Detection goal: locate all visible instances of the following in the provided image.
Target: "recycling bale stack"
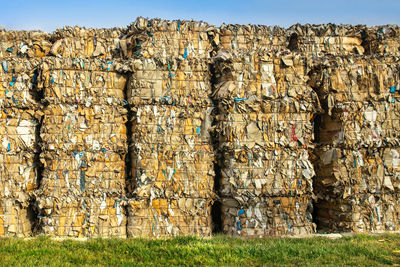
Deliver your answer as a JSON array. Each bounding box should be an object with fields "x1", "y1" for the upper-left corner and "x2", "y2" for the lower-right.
[
  {"x1": 122, "y1": 19, "x2": 215, "y2": 237},
  {"x1": 0, "y1": 57, "x2": 42, "y2": 237},
  {"x1": 212, "y1": 50, "x2": 320, "y2": 236},
  {"x1": 287, "y1": 24, "x2": 366, "y2": 56},
  {"x1": 310, "y1": 55, "x2": 400, "y2": 232},
  {"x1": 36, "y1": 57, "x2": 128, "y2": 238},
  {"x1": 49, "y1": 26, "x2": 126, "y2": 59}
]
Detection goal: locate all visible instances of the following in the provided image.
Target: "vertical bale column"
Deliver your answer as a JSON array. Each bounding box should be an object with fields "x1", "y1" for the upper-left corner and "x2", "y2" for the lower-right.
[
  {"x1": 36, "y1": 58, "x2": 128, "y2": 237},
  {"x1": 0, "y1": 30, "x2": 51, "y2": 237},
  {"x1": 212, "y1": 51, "x2": 320, "y2": 236},
  {"x1": 125, "y1": 57, "x2": 215, "y2": 237},
  {"x1": 310, "y1": 55, "x2": 400, "y2": 232},
  {"x1": 121, "y1": 18, "x2": 216, "y2": 237},
  {"x1": 0, "y1": 58, "x2": 43, "y2": 237}
]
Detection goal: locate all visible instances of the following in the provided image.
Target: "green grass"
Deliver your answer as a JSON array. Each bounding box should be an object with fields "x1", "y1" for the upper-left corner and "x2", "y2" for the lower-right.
[{"x1": 0, "y1": 234, "x2": 400, "y2": 266}]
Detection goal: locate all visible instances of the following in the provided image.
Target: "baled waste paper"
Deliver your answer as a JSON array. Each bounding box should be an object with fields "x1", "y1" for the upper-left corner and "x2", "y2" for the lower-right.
[
  {"x1": 50, "y1": 26, "x2": 126, "y2": 59},
  {"x1": 127, "y1": 198, "x2": 212, "y2": 237},
  {"x1": 215, "y1": 24, "x2": 288, "y2": 53},
  {"x1": 221, "y1": 196, "x2": 315, "y2": 236},
  {"x1": 287, "y1": 24, "x2": 366, "y2": 56},
  {"x1": 0, "y1": 30, "x2": 51, "y2": 58},
  {"x1": 125, "y1": 57, "x2": 213, "y2": 107},
  {"x1": 36, "y1": 195, "x2": 126, "y2": 237},
  {"x1": 120, "y1": 18, "x2": 214, "y2": 60},
  {"x1": 363, "y1": 25, "x2": 400, "y2": 56}
]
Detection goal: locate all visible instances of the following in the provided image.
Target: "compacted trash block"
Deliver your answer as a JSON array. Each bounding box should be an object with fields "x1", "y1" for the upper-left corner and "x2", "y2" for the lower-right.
[{"x1": 127, "y1": 198, "x2": 212, "y2": 237}]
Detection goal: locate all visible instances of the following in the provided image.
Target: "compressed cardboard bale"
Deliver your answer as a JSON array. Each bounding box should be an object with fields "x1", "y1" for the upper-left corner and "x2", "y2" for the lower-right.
[
  {"x1": 130, "y1": 104, "x2": 214, "y2": 199},
  {"x1": 0, "y1": 153, "x2": 37, "y2": 199},
  {"x1": 315, "y1": 193, "x2": 400, "y2": 233},
  {"x1": 216, "y1": 24, "x2": 288, "y2": 53},
  {"x1": 132, "y1": 145, "x2": 214, "y2": 199},
  {"x1": 0, "y1": 30, "x2": 51, "y2": 58},
  {"x1": 37, "y1": 195, "x2": 126, "y2": 238},
  {"x1": 0, "y1": 198, "x2": 32, "y2": 237},
  {"x1": 126, "y1": 57, "x2": 212, "y2": 107},
  {"x1": 127, "y1": 198, "x2": 212, "y2": 237},
  {"x1": 216, "y1": 110, "x2": 315, "y2": 150},
  {"x1": 38, "y1": 58, "x2": 127, "y2": 106},
  {"x1": 41, "y1": 104, "x2": 127, "y2": 153},
  {"x1": 363, "y1": 25, "x2": 400, "y2": 56},
  {"x1": 317, "y1": 101, "x2": 400, "y2": 148},
  {"x1": 221, "y1": 196, "x2": 315, "y2": 237},
  {"x1": 50, "y1": 26, "x2": 126, "y2": 59},
  {"x1": 314, "y1": 147, "x2": 400, "y2": 197},
  {"x1": 309, "y1": 55, "x2": 399, "y2": 109},
  {"x1": 220, "y1": 148, "x2": 314, "y2": 198},
  {"x1": 132, "y1": 104, "x2": 212, "y2": 146},
  {"x1": 121, "y1": 18, "x2": 214, "y2": 60},
  {"x1": 212, "y1": 51, "x2": 319, "y2": 104},
  {"x1": 0, "y1": 107, "x2": 38, "y2": 153},
  {"x1": 287, "y1": 24, "x2": 366, "y2": 56},
  {"x1": 0, "y1": 58, "x2": 42, "y2": 108},
  {"x1": 39, "y1": 151, "x2": 126, "y2": 197}
]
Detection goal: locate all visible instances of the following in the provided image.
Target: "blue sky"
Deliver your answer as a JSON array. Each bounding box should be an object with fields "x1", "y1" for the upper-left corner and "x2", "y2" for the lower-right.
[{"x1": 1, "y1": 0, "x2": 399, "y2": 32}]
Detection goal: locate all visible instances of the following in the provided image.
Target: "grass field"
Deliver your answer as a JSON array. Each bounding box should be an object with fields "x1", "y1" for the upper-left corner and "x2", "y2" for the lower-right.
[{"x1": 0, "y1": 234, "x2": 399, "y2": 266}]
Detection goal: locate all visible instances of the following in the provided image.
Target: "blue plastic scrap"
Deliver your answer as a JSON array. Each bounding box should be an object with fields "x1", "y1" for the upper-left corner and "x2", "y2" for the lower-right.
[
  {"x1": 237, "y1": 221, "x2": 242, "y2": 230},
  {"x1": 390, "y1": 86, "x2": 397, "y2": 93},
  {"x1": 238, "y1": 209, "x2": 245, "y2": 216},
  {"x1": 183, "y1": 48, "x2": 188, "y2": 58},
  {"x1": 80, "y1": 171, "x2": 86, "y2": 191},
  {"x1": 1, "y1": 61, "x2": 7, "y2": 73}
]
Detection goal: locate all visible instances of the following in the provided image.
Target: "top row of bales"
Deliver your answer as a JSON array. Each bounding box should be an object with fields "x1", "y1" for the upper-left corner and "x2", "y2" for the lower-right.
[{"x1": 1, "y1": 20, "x2": 399, "y2": 60}]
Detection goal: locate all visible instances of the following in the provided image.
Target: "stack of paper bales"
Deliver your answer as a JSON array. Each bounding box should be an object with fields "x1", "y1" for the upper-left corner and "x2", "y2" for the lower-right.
[
  {"x1": 122, "y1": 19, "x2": 215, "y2": 237},
  {"x1": 311, "y1": 55, "x2": 400, "y2": 232},
  {"x1": 36, "y1": 57, "x2": 127, "y2": 237},
  {"x1": 213, "y1": 50, "x2": 320, "y2": 236}
]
